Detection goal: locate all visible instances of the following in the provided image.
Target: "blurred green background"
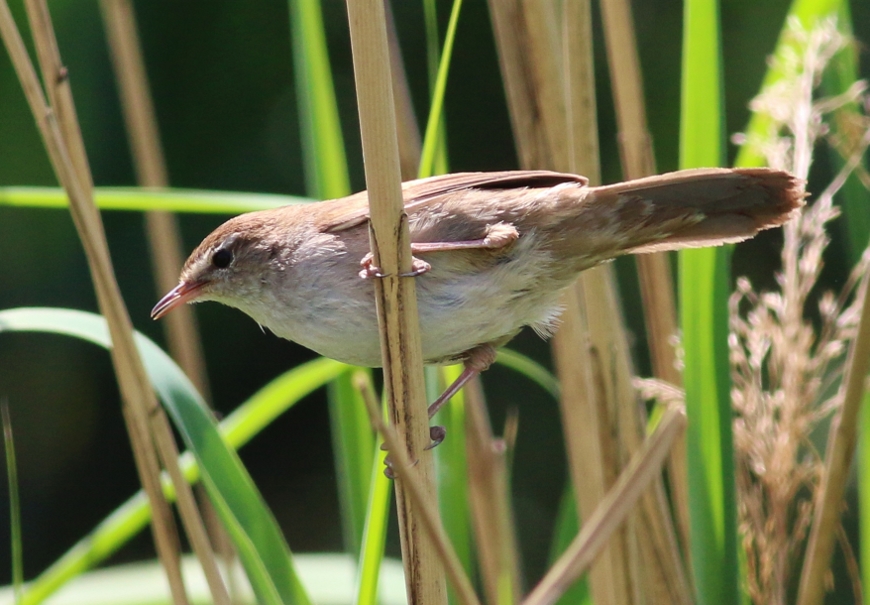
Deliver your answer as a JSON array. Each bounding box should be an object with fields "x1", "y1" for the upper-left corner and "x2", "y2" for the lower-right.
[{"x1": 0, "y1": 0, "x2": 867, "y2": 588}]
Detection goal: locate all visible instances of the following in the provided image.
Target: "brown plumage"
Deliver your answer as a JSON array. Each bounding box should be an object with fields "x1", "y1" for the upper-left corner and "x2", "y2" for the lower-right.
[{"x1": 153, "y1": 167, "x2": 803, "y2": 413}]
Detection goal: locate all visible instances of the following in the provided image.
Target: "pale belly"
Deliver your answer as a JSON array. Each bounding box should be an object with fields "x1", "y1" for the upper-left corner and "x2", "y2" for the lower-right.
[{"x1": 242, "y1": 245, "x2": 567, "y2": 368}]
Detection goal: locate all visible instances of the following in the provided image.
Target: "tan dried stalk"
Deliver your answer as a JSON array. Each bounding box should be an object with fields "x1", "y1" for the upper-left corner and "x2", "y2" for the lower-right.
[
  {"x1": 489, "y1": 2, "x2": 690, "y2": 604},
  {"x1": 344, "y1": 0, "x2": 446, "y2": 602},
  {"x1": 561, "y1": 3, "x2": 689, "y2": 604},
  {"x1": 488, "y1": 2, "x2": 636, "y2": 603},
  {"x1": 463, "y1": 377, "x2": 522, "y2": 604},
  {"x1": 597, "y1": 0, "x2": 690, "y2": 558},
  {"x1": 725, "y1": 18, "x2": 870, "y2": 605}
]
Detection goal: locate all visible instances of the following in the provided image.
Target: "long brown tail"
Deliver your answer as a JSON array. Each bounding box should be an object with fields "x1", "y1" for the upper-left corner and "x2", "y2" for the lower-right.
[{"x1": 588, "y1": 167, "x2": 805, "y2": 254}]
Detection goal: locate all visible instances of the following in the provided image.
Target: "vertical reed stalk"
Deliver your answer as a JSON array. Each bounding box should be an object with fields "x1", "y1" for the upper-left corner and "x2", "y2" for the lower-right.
[
  {"x1": 490, "y1": 1, "x2": 689, "y2": 603},
  {"x1": 358, "y1": 375, "x2": 481, "y2": 605},
  {"x1": 464, "y1": 377, "x2": 522, "y2": 603},
  {"x1": 597, "y1": 0, "x2": 690, "y2": 556},
  {"x1": 344, "y1": 0, "x2": 446, "y2": 601},
  {"x1": 557, "y1": 2, "x2": 638, "y2": 603}
]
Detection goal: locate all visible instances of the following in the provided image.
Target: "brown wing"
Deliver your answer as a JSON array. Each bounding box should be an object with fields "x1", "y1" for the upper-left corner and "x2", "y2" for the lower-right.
[{"x1": 321, "y1": 170, "x2": 587, "y2": 233}]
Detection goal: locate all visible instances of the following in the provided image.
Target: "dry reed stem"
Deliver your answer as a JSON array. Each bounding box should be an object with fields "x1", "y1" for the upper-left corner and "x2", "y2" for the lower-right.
[
  {"x1": 3, "y1": 3, "x2": 230, "y2": 603},
  {"x1": 797, "y1": 248, "x2": 870, "y2": 605},
  {"x1": 359, "y1": 375, "x2": 481, "y2": 605},
  {"x1": 99, "y1": 0, "x2": 211, "y2": 403},
  {"x1": 587, "y1": 267, "x2": 691, "y2": 605},
  {"x1": 344, "y1": 1, "x2": 446, "y2": 602},
  {"x1": 463, "y1": 378, "x2": 522, "y2": 604},
  {"x1": 549, "y1": 281, "x2": 616, "y2": 570},
  {"x1": 584, "y1": 266, "x2": 687, "y2": 605},
  {"x1": 597, "y1": 0, "x2": 691, "y2": 560},
  {"x1": 486, "y1": 0, "x2": 562, "y2": 171},
  {"x1": 523, "y1": 408, "x2": 687, "y2": 605},
  {"x1": 489, "y1": 1, "x2": 672, "y2": 602},
  {"x1": 556, "y1": 2, "x2": 637, "y2": 603},
  {"x1": 20, "y1": 1, "x2": 232, "y2": 597}
]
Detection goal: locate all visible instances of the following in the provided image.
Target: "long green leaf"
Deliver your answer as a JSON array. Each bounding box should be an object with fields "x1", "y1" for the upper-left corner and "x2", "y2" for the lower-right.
[
  {"x1": 354, "y1": 442, "x2": 393, "y2": 605},
  {"x1": 1, "y1": 554, "x2": 409, "y2": 605},
  {"x1": 0, "y1": 186, "x2": 308, "y2": 213},
  {"x1": 328, "y1": 372, "x2": 376, "y2": 556},
  {"x1": 494, "y1": 349, "x2": 560, "y2": 400},
  {"x1": 432, "y1": 364, "x2": 472, "y2": 589},
  {"x1": 288, "y1": 0, "x2": 351, "y2": 201},
  {"x1": 0, "y1": 308, "x2": 343, "y2": 605},
  {"x1": 21, "y1": 353, "x2": 346, "y2": 605},
  {"x1": 2, "y1": 401, "x2": 23, "y2": 602},
  {"x1": 548, "y1": 487, "x2": 591, "y2": 605},
  {"x1": 678, "y1": 1, "x2": 739, "y2": 604},
  {"x1": 731, "y1": 1, "x2": 870, "y2": 599}
]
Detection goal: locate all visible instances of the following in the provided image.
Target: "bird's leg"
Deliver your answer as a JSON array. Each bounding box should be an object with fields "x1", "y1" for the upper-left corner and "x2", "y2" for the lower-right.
[
  {"x1": 380, "y1": 343, "x2": 497, "y2": 475},
  {"x1": 359, "y1": 222, "x2": 519, "y2": 279},
  {"x1": 425, "y1": 343, "x2": 497, "y2": 448}
]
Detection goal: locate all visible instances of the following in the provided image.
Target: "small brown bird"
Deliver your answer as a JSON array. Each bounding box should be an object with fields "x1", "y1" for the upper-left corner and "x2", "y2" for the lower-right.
[{"x1": 153, "y1": 168, "x2": 803, "y2": 428}]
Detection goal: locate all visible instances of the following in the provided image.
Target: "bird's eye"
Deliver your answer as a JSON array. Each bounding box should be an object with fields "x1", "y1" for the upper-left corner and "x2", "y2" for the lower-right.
[{"x1": 212, "y1": 248, "x2": 233, "y2": 268}]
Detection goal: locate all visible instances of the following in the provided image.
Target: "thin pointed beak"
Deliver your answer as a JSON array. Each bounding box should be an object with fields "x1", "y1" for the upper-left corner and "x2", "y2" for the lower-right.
[{"x1": 151, "y1": 281, "x2": 205, "y2": 319}]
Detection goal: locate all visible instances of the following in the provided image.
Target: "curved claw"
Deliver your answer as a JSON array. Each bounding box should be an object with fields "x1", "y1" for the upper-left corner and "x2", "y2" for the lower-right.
[{"x1": 425, "y1": 426, "x2": 446, "y2": 450}]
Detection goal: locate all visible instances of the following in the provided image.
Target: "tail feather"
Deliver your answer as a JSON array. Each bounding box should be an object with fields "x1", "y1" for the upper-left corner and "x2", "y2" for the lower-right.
[{"x1": 592, "y1": 167, "x2": 806, "y2": 254}]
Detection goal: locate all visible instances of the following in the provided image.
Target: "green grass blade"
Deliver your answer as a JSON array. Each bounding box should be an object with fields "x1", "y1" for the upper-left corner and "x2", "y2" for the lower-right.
[
  {"x1": 418, "y1": 0, "x2": 463, "y2": 178},
  {"x1": 548, "y1": 487, "x2": 591, "y2": 605},
  {"x1": 814, "y1": 3, "x2": 870, "y2": 599},
  {"x1": 494, "y1": 349, "x2": 560, "y2": 399},
  {"x1": 288, "y1": 0, "x2": 350, "y2": 200},
  {"x1": 431, "y1": 365, "x2": 472, "y2": 590},
  {"x1": 354, "y1": 445, "x2": 393, "y2": 605},
  {"x1": 0, "y1": 186, "x2": 310, "y2": 214},
  {"x1": 733, "y1": 1, "x2": 865, "y2": 597},
  {"x1": 679, "y1": 1, "x2": 739, "y2": 604},
  {"x1": 2, "y1": 401, "x2": 23, "y2": 603},
  {"x1": 328, "y1": 371, "x2": 377, "y2": 556},
  {"x1": 0, "y1": 308, "x2": 349, "y2": 605}
]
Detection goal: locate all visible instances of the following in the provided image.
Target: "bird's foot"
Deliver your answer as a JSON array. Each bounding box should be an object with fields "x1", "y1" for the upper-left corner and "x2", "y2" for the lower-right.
[{"x1": 359, "y1": 252, "x2": 431, "y2": 279}]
